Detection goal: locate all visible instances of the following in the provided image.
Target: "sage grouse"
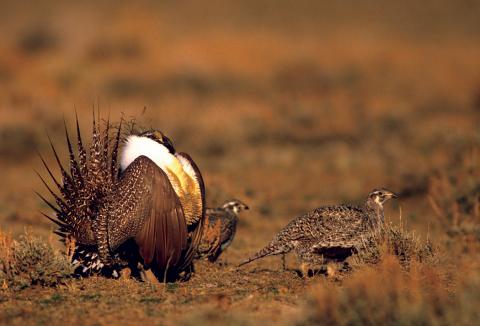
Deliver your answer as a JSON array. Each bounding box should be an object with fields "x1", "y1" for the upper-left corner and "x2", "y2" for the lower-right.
[
  {"x1": 196, "y1": 199, "x2": 249, "y2": 262},
  {"x1": 36, "y1": 114, "x2": 205, "y2": 282},
  {"x1": 239, "y1": 189, "x2": 396, "y2": 275}
]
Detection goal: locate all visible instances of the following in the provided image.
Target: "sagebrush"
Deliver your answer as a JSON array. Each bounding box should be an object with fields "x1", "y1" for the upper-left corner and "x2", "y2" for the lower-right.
[
  {"x1": 0, "y1": 230, "x2": 73, "y2": 290},
  {"x1": 353, "y1": 223, "x2": 438, "y2": 270}
]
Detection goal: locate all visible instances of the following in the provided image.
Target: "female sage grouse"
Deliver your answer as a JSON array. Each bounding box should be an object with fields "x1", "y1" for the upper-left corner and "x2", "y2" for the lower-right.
[
  {"x1": 196, "y1": 199, "x2": 249, "y2": 262},
  {"x1": 239, "y1": 188, "x2": 396, "y2": 276},
  {"x1": 36, "y1": 114, "x2": 205, "y2": 281}
]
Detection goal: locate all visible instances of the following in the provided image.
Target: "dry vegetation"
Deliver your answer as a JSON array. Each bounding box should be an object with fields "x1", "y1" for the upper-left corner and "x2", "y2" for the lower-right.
[
  {"x1": 0, "y1": 0, "x2": 479, "y2": 325},
  {"x1": 0, "y1": 230, "x2": 72, "y2": 290},
  {"x1": 300, "y1": 256, "x2": 480, "y2": 326},
  {"x1": 352, "y1": 223, "x2": 438, "y2": 270}
]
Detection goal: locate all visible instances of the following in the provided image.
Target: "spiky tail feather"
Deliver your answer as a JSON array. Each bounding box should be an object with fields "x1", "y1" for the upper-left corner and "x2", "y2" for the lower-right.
[
  {"x1": 238, "y1": 240, "x2": 293, "y2": 267},
  {"x1": 36, "y1": 111, "x2": 124, "y2": 275}
]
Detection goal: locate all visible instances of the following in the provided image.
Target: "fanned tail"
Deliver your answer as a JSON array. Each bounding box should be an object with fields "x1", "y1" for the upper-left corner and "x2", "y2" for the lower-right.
[{"x1": 36, "y1": 111, "x2": 123, "y2": 275}]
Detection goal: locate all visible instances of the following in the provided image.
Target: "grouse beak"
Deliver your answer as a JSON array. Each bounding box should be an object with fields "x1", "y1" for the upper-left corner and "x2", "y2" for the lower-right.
[{"x1": 390, "y1": 192, "x2": 398, "y2": 199}]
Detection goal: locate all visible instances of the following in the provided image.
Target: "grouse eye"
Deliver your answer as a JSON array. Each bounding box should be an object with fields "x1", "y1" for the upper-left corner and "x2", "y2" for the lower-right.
[
  {"x1": 161, "y1": 137, "x2": 174, "y2": 153},
  {"x1": 147, "y1": 134, "x2": 157, "y2": 141},
  {"x1": 140, "y1": 130, "x2": 160, "y2": 142}
]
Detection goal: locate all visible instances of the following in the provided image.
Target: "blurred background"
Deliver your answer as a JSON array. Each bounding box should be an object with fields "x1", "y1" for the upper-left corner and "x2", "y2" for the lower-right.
[{"x1": 0, "y1": 0, "x2": 479, "y2": 251}]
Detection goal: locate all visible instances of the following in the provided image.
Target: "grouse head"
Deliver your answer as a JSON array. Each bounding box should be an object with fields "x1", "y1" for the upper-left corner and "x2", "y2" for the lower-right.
[
  {"x1": 367, "y1": 188, "x2": 397, "y2": 207},
  {"x1": 139, "y1": 130, "x2": 176, "y2": 154},
  {"x1": 120, "y1": 129, "x2": 177, "y2": 171},
  {"x1": 221, "y1": 199, "x2": 249, "y2": 214}
]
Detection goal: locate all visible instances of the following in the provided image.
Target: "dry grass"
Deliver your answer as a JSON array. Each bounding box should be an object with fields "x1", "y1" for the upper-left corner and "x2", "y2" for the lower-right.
[
  {"x1": 429, "y1": 149, "x2": 480, "y2": 254},
  {"x1": 428, "y1": 149, "x2": 480, "y2": 228},
  {"x1": 300, "y1": 255, "x2": 480, "y2": 326}
]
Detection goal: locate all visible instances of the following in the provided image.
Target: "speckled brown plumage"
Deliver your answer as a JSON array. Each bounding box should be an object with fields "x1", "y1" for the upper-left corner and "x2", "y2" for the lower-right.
[
  {"x1": 37, "y1": 114, "x2": 205, "y2": 281},
  {"x1": 239, "y1": 189, "x2": 396, "y2": 272},
  {"x1": 196, "y1": 199, "x2": 249, "y2": 262}
]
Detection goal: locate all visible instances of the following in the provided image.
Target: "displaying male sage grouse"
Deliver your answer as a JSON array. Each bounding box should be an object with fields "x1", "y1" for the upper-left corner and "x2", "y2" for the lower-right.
[
  {"x1": 196, "y1": 199, "x2": 249, "y2": 262},
  {"x1": 239, "y1": 189, "x2": 396, "y2": 276},
  {"x1": 36, "y1": 114, "x2": 205, "y2": 282}
]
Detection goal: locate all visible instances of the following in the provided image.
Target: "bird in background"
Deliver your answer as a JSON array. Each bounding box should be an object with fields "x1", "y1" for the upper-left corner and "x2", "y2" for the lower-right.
[
  {"x1": 196, "y1": 199, "x2": 249, "y2": 262},
  {"x1": 36, "y1": 113, "x2": 205, "y2": 282},
  {"x1": 239, "y1": 189, "x2": 397, "y2": 276}
]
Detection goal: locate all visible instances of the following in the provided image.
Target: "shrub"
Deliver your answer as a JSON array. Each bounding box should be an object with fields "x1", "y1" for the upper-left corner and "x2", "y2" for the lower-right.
[
  {"x1": 0, "y1": 230, "x2": 73, "y2": 290},
  {"x1": 353, "y1": 223, "x2": 438, "y2": 270}
]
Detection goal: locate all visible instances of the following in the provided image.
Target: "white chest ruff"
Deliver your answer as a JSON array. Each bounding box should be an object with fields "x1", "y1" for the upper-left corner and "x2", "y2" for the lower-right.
[
  {"x1": 120, "y1": 135, "x2": 175, "y2": 173},
  {"x1": 120, "y1": 135, "x2": 202, "y2": 224}
]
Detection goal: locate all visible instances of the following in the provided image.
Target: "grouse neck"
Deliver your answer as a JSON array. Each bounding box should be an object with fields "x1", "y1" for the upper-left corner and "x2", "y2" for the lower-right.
[{"x1": 365, "y1": 198, "x2": 385, "y2": 226}]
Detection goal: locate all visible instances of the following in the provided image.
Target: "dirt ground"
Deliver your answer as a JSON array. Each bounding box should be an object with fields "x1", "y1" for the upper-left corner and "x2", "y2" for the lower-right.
[{"x1": 0, "y1": 1, "x2": 479, "y2": 325}]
